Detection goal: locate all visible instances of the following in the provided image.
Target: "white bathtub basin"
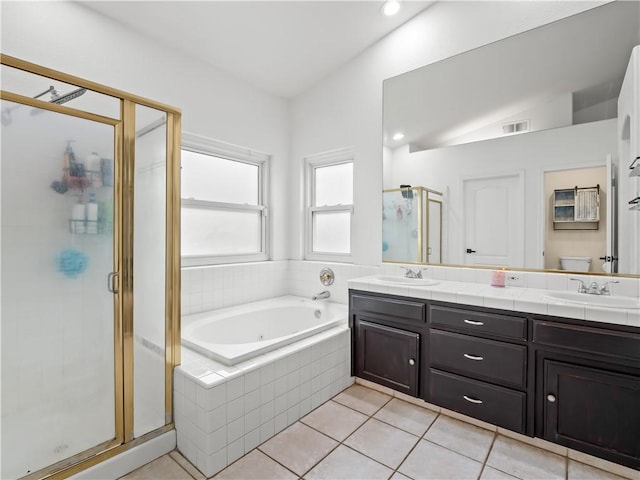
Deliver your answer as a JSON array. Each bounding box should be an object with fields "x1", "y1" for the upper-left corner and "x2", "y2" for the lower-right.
[
  {"x1": 372, "y1": 275, "x2": 439, "y2": 287},
  {"x1": 544, "y1": 291, "x2": 640, "y2": 309}
]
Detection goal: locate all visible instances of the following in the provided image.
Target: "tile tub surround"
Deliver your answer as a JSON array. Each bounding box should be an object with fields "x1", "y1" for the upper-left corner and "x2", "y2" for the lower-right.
[
  {"x1": 181, "y1": 261, "x2": 380, "y2": 316},
  {"x1": 174, "y1": 326, "x2": 352, "y2": 477},
  {"x1": 121, "y1": 384, "x2": 637, "y2": 480},
  {"x1": 351, "y1": 270, "x2": 640, "y2": 328}
]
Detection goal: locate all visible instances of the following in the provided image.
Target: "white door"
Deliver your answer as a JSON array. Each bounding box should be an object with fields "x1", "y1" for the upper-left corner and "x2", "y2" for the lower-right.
[{"x1": 463, "y1": 174, "x2": 524, "y2": 267}]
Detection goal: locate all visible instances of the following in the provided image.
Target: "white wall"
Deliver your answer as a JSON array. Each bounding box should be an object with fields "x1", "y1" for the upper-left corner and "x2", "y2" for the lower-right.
[
  {"x1": 388, "y1": 119, "x2": 616, "y2": 268},
  {"x1": 290, "y1": 1, "x2": 604, "y2": 265},
  {"x1": 0, "y1": 0, "x2": 291, "y2": 260}
]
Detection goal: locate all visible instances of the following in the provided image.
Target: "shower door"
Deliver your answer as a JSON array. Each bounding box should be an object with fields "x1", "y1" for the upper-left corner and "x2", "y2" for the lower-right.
[{"x1": 0, "y1": 97, "x2": 122, "y2": 478}]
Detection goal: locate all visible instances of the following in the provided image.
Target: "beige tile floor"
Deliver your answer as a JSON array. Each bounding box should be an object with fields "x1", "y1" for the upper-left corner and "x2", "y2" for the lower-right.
[{"x1": 122, "y1": 384, "x2": 635, "y2": 480}]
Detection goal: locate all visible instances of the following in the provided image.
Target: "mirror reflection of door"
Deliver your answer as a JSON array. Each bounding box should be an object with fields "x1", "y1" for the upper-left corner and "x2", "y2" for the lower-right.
[
  {"x1": 543, "y1": 165, "x2": 608, "y2": 272},
  {"x1": 463, "y1": 174, "x2": 524, "y2": 267}
]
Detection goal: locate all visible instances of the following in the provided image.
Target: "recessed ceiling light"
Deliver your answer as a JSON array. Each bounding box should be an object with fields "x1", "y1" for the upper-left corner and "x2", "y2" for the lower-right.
[
  {"x1": 392, "y1": 132, "x2": 405, "y2": 141},
  {"x1": 382, "y1": 1, "x2": 401, "y2": 16}
]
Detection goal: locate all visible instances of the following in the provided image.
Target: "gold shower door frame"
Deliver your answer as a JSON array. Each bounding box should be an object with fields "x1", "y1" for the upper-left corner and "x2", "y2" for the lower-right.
[{"x1": 0, "y1": 54, "x2": 182, "y2": 480}]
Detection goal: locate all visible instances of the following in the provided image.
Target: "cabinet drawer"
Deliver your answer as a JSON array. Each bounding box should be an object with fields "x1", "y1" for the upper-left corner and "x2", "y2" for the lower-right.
[
  {"x1": 430, "y1": 330, "x2": 527, "y2": 389},
  {"x1": 429, "y1": 369, "x2": 526, "y2": 433},
  {"x1": 352, "y1": 294, "x2": 425, "y2": 324},
  {"x1": 533, "y1": 321, "x2": 640, "y2": 361},
  {"x1": 429, "y1": 304, "x2": 526, "y2": 340}
]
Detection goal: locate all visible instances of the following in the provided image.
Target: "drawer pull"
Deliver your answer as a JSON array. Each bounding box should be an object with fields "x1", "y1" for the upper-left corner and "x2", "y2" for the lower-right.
[
  {"x1": 408, "y1": 358, "x2": 415, "y2": 366},
  {"x1": 463, "y1": 395, "x2": 483, "y2": 405},
  {"x1": 547, "y1": 394, "x2": 556, "y2": 403},
  {"x1": 463, "y1": 353, "x2": 484, "y2": 361},
  {"x1": 463, "y1": 319, "x2": 484, "y2": 326}
]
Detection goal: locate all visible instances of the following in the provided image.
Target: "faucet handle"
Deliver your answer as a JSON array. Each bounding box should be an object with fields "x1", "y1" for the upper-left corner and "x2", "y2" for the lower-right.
[
  {"x1": 599, "y1": 280, "x2": 619, "y2": 295},
  {"x1": 569, "y1": 278, "x2": 588, "y2": 293},
  {"x1": 401, "y1": 266, "x2": 426, "y2": 278}
]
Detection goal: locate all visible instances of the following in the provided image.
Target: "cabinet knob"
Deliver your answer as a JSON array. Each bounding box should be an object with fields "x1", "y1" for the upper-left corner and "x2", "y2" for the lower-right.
[
  {"x1": 408, "y1": 359, "x2": 415, "y2": 366},
  {"x1": 547, "y1": 394, "x2": 556, "y2": 403}
]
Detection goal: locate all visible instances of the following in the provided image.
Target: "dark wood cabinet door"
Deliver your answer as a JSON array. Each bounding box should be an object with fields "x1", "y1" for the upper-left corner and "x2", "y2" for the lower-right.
[
  {"x1": 543, "y1": 360, "x2": 640, "y2": 469},
  {"x1": 355, "y1": 319, "x2": 419, "y2": 396}
]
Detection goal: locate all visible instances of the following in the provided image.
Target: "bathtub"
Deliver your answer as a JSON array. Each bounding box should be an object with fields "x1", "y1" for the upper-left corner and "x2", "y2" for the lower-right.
[{"x1": 181, "y1": 296, "x2": 348, "y2": 366}]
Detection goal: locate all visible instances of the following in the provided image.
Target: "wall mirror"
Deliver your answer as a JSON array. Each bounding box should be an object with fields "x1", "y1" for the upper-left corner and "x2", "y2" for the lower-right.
[{"x1": 383, "y1": 2, "x2": 640, "y2": 275}]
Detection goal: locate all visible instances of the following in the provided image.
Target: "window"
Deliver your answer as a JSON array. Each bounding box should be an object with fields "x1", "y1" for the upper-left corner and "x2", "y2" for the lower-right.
[
  {"x1": 305, "y1": 148, "x2": 354, "y2": 261},
  {"x1": 181, "y1": 133, "x2": 269, "y2": 265}
]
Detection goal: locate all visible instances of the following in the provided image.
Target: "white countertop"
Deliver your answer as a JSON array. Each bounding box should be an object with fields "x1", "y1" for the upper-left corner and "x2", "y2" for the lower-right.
[{"x1": 348, "y1": 275, "x2": 640, "y2": 329}]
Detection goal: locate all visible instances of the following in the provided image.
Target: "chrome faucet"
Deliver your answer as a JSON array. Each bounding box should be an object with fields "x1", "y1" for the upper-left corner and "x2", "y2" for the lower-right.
[
  {"x1": 312, "y1": 290, "x2": 330, "y2": 300},
  {"x1": 570, "y1": 278, "x2": 619, "y2": 295},
  {"x1": 401, "y1": 266, "x2": 425, "y2": 279}
]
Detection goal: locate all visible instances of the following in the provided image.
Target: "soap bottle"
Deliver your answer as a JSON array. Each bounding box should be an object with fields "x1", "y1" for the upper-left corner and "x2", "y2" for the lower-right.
[
  {"x1": 86, "y1": 192, "x2": 98, "y2": 234},
  {"x1": 87, "y1": 152, "x2": 102, "y2": 188}
]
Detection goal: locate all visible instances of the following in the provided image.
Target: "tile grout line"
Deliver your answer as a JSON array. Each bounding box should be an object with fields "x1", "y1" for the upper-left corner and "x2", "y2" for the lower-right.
[
  {"x1": 475, "y1": 431, "x2": 498, "y2": 480},
  {"x1": 168, "y1": 454, "x2": 199, "y2": 480}
]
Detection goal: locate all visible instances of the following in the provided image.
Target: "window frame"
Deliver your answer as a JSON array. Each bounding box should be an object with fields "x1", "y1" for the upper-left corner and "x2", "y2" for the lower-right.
[
  {"x1": 304, "y1": 148, "x2": 354, "y2": 262},
  {"x1": 181, "y1": 132, "x2": 270, "y2": 266}
]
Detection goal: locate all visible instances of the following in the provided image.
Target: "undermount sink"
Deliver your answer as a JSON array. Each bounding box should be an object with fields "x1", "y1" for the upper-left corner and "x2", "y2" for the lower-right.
[
  {"x1": 372, "y1": 275, "x2": 439, "y2": 287},
  {"x1": 544, "y1": 291, "x2": 640, "y2": 309}
]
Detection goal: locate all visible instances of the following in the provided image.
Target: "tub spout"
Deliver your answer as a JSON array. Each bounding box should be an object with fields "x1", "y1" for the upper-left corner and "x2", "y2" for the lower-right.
[{"x1": 312, "y1": 290, "x2": 330, "y2": 300}]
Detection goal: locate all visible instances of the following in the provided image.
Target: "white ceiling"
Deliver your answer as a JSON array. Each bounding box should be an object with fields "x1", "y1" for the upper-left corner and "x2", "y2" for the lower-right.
[
  {"x1": 80, "y1": 1, "x2": 433, "y2": 99},
  {"x1": 383, "y1": 1, "x2": 640, "y2": 151}
]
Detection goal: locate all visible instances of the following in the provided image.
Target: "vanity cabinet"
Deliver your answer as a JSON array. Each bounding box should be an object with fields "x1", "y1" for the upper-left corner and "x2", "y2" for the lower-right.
[
  {"x1": 350, "y1": 292, "x2": 426, "y2": 397},
  {"x1": 349, "y1": 288, "x2": 640, "y2": 470},
  {"x1": 428, "y1": 302, "x2": 529, "y2": 434},
  {"x1": 533, "y1": 319, "x2": 640, "y2": 469}
]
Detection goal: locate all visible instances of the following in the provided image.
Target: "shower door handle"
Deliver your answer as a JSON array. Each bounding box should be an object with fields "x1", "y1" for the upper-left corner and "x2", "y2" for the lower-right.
[{"x1": 108, "y1": 272, "x2": 119, "y2": 294}]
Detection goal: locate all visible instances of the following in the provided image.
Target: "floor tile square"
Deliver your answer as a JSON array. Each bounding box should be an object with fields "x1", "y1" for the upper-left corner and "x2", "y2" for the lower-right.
[
  {"x1": 568, "y1": 460, "x2": 629, "y2": 480},
  {"x1": 486, "y1": 435, "x2": 566, "y2": 480},
  {"x1": 301, "y1": 399, "x2": 368, "y2": 441},
  {"x1": 304, "y1": 445, "x2": 393, "y2": 480},
  {"x1": 213, "y1": 449, "x2": 296, "y2": 479},
  {"x1": 373, "y1": 398, "x2": 438, "y2": 436},
  {"x1": 258, "y1": 421, "x2": 337, "y2": 476},
  {"x1": 479, "y1": 465, "x2": 520, "y2": 479},
  {"x1": 119, "y1": 454, "x2": 192, "y2": 479},
  {"x1": 424, "y1": 414, "x2": 495, "y2": 462},
  {"x1": 398, "y1": 439, "x2": 483, "y2": 480},
  {"x1": 344, "y1": 418, "x2": 419, "y2": 469},
  {"x1": 332, "y1": 384, "x2": 391, "y2": 415}
]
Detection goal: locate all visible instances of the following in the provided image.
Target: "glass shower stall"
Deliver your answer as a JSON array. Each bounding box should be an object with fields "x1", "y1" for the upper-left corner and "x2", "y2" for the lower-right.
[{"x1": 0, "y1": 54, "x2": 181, "y2": 479}]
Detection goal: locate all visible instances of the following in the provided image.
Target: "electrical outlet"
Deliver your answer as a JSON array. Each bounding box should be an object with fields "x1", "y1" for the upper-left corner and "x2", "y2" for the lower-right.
[{"x1": 507, "y1": 274, "x2": 525, "y2": 287}]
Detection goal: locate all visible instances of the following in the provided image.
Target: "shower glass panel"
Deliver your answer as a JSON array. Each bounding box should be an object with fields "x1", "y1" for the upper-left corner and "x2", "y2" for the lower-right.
[
  {"x1": 133, "y1": 105, "x2": 167, "y2": 437},
  {"x1": 1, "y1": 99, "x2": 116, "y2": 478},
  {"x1": 382, "y1": 190, "x2": 421, "y2": 262}
]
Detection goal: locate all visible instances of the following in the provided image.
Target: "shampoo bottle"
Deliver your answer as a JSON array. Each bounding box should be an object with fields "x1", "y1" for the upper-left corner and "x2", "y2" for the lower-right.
[
  {"x1": 87, "y1": 193, "x2": 98, "y2": 234},
  {"x1": 87, "y1": 152, "x2": 102, "y2": 188}
]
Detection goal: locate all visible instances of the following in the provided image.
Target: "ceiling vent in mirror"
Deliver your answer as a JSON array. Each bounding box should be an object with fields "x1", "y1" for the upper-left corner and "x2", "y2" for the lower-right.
[{"x1": 502, "y1": 120, "x2": 530, "y2": 135}]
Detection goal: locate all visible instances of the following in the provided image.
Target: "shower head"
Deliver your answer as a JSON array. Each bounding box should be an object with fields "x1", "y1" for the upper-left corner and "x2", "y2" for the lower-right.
[
  {"x1": 50, "y1": 87, "x2": 87, "y2": 105},
  {"x1": 30, "y1": 87, "x2": 88, "y2": 116}
]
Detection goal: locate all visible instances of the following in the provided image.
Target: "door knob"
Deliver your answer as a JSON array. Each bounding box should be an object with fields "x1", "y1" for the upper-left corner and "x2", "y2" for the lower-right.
[
  {"x1": 547, "y1": 394, "x2": 556, "y2": 403},
  {"x1": 408, "y1": 359, "x2": 415, "y2": 366},
  {"x1": 466, "y1": 248, "x2": 476, "y2": 254}
]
